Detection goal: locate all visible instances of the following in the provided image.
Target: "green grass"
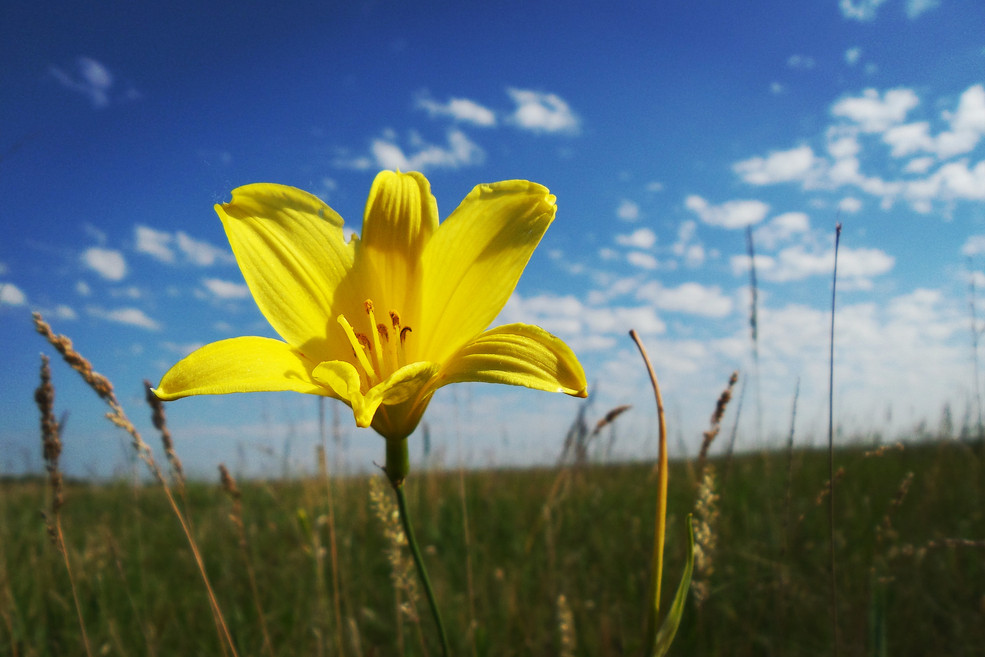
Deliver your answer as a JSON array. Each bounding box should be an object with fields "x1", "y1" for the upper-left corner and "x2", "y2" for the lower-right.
[{"x1": 2, "y1": 439, "x2": 983, "y2": 656}]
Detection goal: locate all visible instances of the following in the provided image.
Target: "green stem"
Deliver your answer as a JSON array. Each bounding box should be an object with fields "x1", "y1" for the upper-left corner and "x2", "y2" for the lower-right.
[
  {"x1": 385, "y1": 438, "x2": 449, "y2": 657},
  {"x1": 394, "y1": 481, "x2": 450, "y2": 657}
]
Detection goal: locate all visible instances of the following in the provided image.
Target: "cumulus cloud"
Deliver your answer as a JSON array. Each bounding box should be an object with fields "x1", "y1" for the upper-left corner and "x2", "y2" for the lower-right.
[
  {"x1": 135, "y1": 225, "x2": 175, "y2": 263},
  {"x1": 753, "y1": 212, "x2": 810, "y2": 249},
  {"x1": 82, "y1": 247, "x2": 127, "y2": 281},
  {"x1": 735, "y1": 83, "x2": 985, "y2": 213},
  {"x1": 48, "y1": 57, "x2": 138, "y2": 108},
  {"x1": 87, "y1": 306, "x2": 160, "y2": 330},
  {"x1": 0, "y1": 282, "x2": 26, "y2": 306},
  {"x1": 838, "y1": 197, "x2": 863, "y2": 213},
  {"x1": 906, "y1": 0, "x2": 940, "y2": 18},
  {"x1": 616, "y1": 199, "x2": 640, "y2": 221},
  {"x1": 626, "y1": 251, "x2": 658, "y2": 270},
  {"x1": 615, "y1": 227, "x2": 657, "y2": 249},
  {"x1": 685, "y1": 195, "x2": 770, "y2": 229},
  {"x1": 962, "y1": 235, "x2": 985, "y2": 256},
  {"x1": 831, "y1": 87, "x2": 919, "y2": 132},
  {"x1": 732, "y1": 245, "x2": 894, "y2": 284},
  {"x1": 786, "y1": 54, "x2": 816, "y2": 70},
  {"x1": 135, "y1": 225, "x2": 232, "y2": 266},
  {"x1": 839, "y1": 0, "x2": 889, "y2": 21},
  {"x1": 636, "y1": 281, "x2": 734, "y2": 318},
  {"x1": 883, "y1": 85, "x2": 985, "y2": 160},
  {"x1": 507, "y1": 88, "x2": 580, "y2": 134},
  {"x1": 844, "y1": 47, "x2": 862, "y2": 66},
  {"x1": 368, "y1": 129, "x2": 484, "y2": 171},
  {"x1": 733, "y1": 145, "x2": 819, "y2": 185},
  {"x1": 202, "y1": 278, "x2": 250, "y2": 299},
  {"x1": 415, "y1": 93, "x2": 496, "y2": 126},
  {"x1": 502, "y1": 292, "x2": 665, "y2": 352}
]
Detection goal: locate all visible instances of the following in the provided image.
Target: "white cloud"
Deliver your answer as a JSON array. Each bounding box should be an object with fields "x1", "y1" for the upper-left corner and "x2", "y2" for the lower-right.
[
  {"x1": 53, "y1": 305, "x2": 77, "y2": 320},
  {"x1": 636, "y1": 281, "x2": 734, "y2": 318},
  {"x1": 615, "y1": 227, "x2": 656, "y2": 249},
  {"x1": 176, "y1": 232, "x2": 233, "y2": 266},
  {"x1": 786, "y1": 54, "x2": 816, "y2": 70},
  {"x1": 962, "y1": 235, "x2": 985, "y2": 256},
  {"x1": 844, "y1": 47, "x2": 862, "y2": 66},
  {"x1": 839, "y1": 0, "x2": 889, "y2": 21},
  {"x1": 163, "y1": 341, "x2": 206, "y2": 357},
  {"x1": 906, "y1": 0, "x2": 940, "y2": 19},
  {"x1": 626, "y1": 251, "x2": 658, "y2": 270},
  {"x1": 135, "y1": 225, "x2": 175, "y2": 263},
  {"x1": 682, "y1": 244, "x2": 706, "y2": 267},
  {"x1": 838, "y1": 197, "x2": 863, "y2": 213},
  {"x1": 903, "y1": 156, "x2": 935, "y2": 174},
  {"x1": 82, "y1": 247, "x2": 127, "y2": 281},
  {"x1": 882, "y1": 86, "x2": 985, "y2": 160},
  {"x1": 616, "y1": 199, "x2": 640, "y2": 222},
  {"x1": 370, "y1": 129, "x2": 484, "y2": 171},
  {"x1": 882, "y1": 122, "x2": 934, "y2": 157},
  {"x1": 738, "y1": 84, "x2": 985, "y2": 213},
  {"x1": 48, "y1": 56, "x2": 138, "y2": 108},
  {"x1": 831, "y1": 88, "x2": 919, "y2": 132},
  {"x1": 754, "y1": 212, "x2": 810, "y2": 249},
  {"x1": 416, "y1": 94, "x2": 496, "y2": 126},
  {"x1": 733, "y1": 145, "x2": 819, "y2": 185},
  {"x1": 88, "y1": 306, "x2": 160, "y2": 330},
  {"x1": 671, "y1": 219, "x2": 706, "y2": 267},
  {"x1": 507, "y1": 88, "x2": 580, "y2": 134},
  {"x1": 764, "y1": 245, "x2": 894, "y2": 283},
  {"x1": 202, "y1": 278, "x2": 250, "y2": 299},
  {"x1": 685, "y1": 195, "x2": 770, "y2": 229},
  {"x1": 585, "y1": 305, "x2": 665, "y2": 336},
  {"x1": 135, "y1": 225, "x2": 231, "y2": 266},
  {"x1": 0, "y1": 282, "x2": 26, "y2": 306}
]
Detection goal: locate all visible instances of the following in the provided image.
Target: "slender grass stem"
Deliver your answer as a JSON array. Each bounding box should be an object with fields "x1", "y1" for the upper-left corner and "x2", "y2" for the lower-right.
[
  {"x1": 631, "y1": 329, "x2": 668, "y2": 655},
  {"x1": 828, "y1": 223, "x2": 842, "y2": 657},
  {"x1": 393, "y1": 481, "x2": 450, "y2": 657}
]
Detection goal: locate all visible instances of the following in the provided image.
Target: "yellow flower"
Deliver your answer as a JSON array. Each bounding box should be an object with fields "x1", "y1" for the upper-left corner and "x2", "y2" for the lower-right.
[{"x1": 155, "y1": 170, "x2": 587, "y2": 442}]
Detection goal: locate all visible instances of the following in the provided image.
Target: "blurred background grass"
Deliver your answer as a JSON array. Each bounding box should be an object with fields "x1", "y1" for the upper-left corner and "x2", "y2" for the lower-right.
[{"x1": 3, "y1": 435, "x2": 982, "y2": 656}]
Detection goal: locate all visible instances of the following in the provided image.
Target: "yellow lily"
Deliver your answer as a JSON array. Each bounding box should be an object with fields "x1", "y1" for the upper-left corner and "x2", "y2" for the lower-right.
[{"x1": 155, "y1": 170, "x2": 587, "y2": 444}]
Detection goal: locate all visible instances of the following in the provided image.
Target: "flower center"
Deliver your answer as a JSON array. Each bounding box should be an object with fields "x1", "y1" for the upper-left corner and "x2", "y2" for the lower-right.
[{"x1": 337, "y1": 299, "x2": 412, "y2": 389}]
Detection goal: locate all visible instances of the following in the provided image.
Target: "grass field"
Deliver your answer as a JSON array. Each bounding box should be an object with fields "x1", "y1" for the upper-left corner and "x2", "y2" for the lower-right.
[{"x1": 3, "y1": 435, "x2": 983, "y2": 656}]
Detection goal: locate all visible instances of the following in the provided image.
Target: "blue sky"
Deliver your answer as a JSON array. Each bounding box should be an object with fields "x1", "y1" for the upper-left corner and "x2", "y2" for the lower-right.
[{"x1": 2, "y1": 0, "x2": 985, "y2": 478}]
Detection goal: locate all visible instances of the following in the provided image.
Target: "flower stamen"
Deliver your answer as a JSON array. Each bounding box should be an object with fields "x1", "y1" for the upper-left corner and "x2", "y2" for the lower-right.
[
  {"x1": 338, "y1": 314, "x2": 377, "y2": 383},
  {"x1": 365, "y1": 300, "x2": 385, "y2": 375}
]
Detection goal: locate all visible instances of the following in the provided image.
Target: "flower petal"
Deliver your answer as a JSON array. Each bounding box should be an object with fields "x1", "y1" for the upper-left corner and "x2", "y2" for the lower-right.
[
  {"x1": 312, "y1": 360, "x2": 440, "y2": 431},
  {"x1": 358, "y1": 171, "x2": 437, "y2": 321},
  {"x1": 216, "y1": 184, "x2": 360, "y2": 362},
  {"x1": 154, "y1": 337, "x2": 326, "y2": 400},
  {"x1": 418, "y1": 181, "x2": 556, "y2": 364},
  {"x1": 433, "y1": 323, "x2": 587, "y2": 397}
]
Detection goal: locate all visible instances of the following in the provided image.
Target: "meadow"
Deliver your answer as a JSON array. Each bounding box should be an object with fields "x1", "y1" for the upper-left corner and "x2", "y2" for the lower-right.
[{"x1": 3, "y1": 427, "x2": 983, "y2": 656}]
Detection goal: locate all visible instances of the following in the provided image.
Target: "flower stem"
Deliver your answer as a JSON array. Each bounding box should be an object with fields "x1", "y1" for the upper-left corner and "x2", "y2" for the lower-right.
[
  {"x1": 385, "y1": 438, "x2": 449, "y2": 657},
  {"x1": 393, "y1": 481, "x2": 450, "y2": 657}
]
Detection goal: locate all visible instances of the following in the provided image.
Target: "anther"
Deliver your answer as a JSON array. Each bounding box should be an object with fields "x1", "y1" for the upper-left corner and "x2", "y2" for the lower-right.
[
  {"x1": 400, "y1": 327, "x2": 413, "y2": 344},
  {"x1": 390, "y1": 311, "x2": 401, "y2": 330},
  {"x1": 377, "y1": 323, "x2": 389, "y2": 341}
]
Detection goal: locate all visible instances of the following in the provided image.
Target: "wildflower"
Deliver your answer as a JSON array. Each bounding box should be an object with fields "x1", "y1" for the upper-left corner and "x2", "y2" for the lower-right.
[{"x1": 155, "y1": 171, "x2": 587, "y2": 444}]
